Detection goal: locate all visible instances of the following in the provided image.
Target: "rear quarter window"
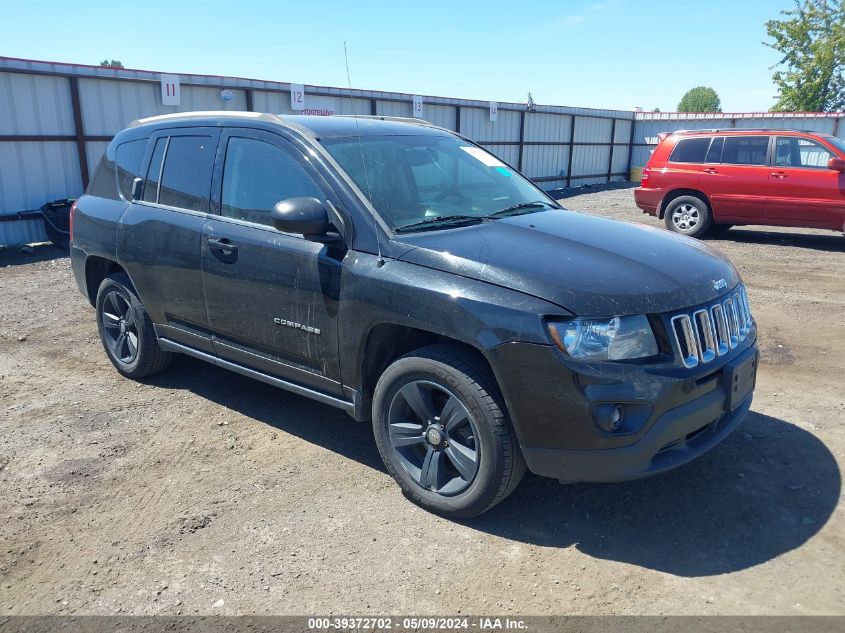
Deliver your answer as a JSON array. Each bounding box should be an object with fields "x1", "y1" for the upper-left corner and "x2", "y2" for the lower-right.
[
  {"x1": 669, "y1": 137, "x2": 711, "y2": 163},
  {"x1": 87, "y1": 153, "x2": 118, "y2": 200},
  {"x1": 115, "y1": 139, "x2": 148, "y2": 200}
]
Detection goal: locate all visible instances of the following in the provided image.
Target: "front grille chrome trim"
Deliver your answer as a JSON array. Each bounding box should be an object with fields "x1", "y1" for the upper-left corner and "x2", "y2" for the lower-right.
[
  {"x1": 671, "y1": 314, "x2": 700, "y2": 368},
  {"x1": 693, "y1": 309, "x2": 716, "y2": 363},
  {"x1": 670, "y1": 284, "x2": 754, "y2": 368},
  {"x1": 710, "y1": 304, "x2": 730, "y2": 356},
  {"x1": 724, "y1": 298, "x2": 739, "y2": 349}
]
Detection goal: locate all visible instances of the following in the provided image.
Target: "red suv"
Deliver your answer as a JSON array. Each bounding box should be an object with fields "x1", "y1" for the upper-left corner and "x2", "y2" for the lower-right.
[{"x1": 634, "y1": 129, "x2": 845, "y2": 238}]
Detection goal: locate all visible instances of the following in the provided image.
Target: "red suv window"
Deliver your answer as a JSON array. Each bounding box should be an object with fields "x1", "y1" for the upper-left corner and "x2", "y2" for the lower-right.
[
  {"x1": 669, "y1": 137, "x2": 711, "y2": 163},
  {"x1": 721, "y1": 136, "x2": 769, "y2": 165},
  {"x1": 705, "y1": 137, "x2": 724, "y2": 163},
  {"x1": 774, "y1": 137, "x2": 833, "y2": 168}
]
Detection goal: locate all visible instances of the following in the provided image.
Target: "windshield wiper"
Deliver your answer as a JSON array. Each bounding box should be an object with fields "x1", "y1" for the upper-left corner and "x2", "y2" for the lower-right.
[
  {"x1": 488, "y1": 200, "x2": 556, "y2": 218},
  {"x1": 394, "y1": 215, "x2": 487, "y2": 233},
  {"x1": 394, "y1": 201, "x2": 559, "y2": 233}
]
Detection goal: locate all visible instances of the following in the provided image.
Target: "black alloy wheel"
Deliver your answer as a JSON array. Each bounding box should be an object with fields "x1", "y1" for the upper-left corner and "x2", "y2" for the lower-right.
[
  {"x1": 387, "y1": 380, "x2": 480, "y2": 495},
  {"x1": 100, "y1": 289, "x2": 140, "y2": 365}
]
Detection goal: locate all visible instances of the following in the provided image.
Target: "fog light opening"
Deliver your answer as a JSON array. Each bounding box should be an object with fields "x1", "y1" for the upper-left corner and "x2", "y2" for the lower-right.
[{"x1": 595, "y1": 403, "x2": 625, "y2": 434}]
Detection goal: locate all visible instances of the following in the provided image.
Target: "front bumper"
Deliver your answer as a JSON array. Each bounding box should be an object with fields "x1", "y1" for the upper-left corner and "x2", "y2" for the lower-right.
[
  {"x1": 488, "y1": 338, "x2": 757, "y2": 483},
  {"x1": 522, "y1": 385, "x2": 751, "y2": 483}
]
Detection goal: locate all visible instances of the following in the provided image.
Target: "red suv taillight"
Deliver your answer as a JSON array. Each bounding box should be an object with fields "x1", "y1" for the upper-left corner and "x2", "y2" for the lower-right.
[
  {"x1": 641, "y1": 167, "x2": 651, "y2": 187},
  {"x1": 68, "y1": 200, "x2": 78, "y2": 244}
]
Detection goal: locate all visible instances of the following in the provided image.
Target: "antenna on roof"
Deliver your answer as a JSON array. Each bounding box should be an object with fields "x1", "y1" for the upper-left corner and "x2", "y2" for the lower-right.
[{"x1": 344, "y1": 41, "x2": 384, "y2": 268}]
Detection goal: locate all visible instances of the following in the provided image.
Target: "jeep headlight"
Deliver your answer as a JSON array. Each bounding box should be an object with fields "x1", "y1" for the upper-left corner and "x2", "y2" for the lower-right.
[{"x1": 547, "y1": 315, "x2": 658, "y2": 361}]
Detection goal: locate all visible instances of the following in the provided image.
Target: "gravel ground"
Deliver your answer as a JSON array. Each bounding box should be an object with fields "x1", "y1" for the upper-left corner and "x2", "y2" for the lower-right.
[{"x1": 1, "y1": 184, "x2": 843, "y2": 616}]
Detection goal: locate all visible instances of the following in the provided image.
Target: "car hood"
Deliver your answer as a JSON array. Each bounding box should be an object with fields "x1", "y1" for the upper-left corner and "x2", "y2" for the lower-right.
[{"x1": 391, "y1": 209, "x2": 740, "y2": 315}]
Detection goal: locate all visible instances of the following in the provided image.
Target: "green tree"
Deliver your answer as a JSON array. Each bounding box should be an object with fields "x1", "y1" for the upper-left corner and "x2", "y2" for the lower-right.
[
  {"x1": 766, "y1": 0, "x2": 845, "y2": 112},
  {"x1": 677, "y1": 86, "x2": 722, "y2": 112},
  {"x1": 99, "y1": 59, "x2": 124, "y2": 68}
]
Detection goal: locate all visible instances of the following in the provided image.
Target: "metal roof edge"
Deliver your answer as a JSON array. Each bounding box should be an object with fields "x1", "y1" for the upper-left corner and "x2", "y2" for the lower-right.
[{"x1": 0, "y1": 56, "x2": 635, "y2": 118}]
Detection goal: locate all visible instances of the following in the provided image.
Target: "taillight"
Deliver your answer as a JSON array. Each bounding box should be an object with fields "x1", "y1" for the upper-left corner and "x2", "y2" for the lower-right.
[
  {"x1": 641, "y1": 167, "x2": 651, "y2": 187},
  {"x1": 69, "y1": 200, "x2": 78, "y2": 244}
]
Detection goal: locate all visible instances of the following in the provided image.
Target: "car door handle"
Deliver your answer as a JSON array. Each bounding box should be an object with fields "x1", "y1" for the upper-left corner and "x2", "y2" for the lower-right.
[
  {"x1": 770, "y1": 171, "x2": 788, "y2": 179},
  {"x1": 703, "y1": 167, "x2": 718, "y2": 174},
  {"x1": 208, "y1": 237, "x2": 236, "y2": 251},
  {"x1": 207, "y1": 237, "x2": 238, "y2": 257}
]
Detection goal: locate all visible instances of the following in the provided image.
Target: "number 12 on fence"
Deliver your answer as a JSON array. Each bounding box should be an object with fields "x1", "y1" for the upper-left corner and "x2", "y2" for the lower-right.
[{"x1": 290, "y1": 84, "x2": 305, "y2": 111}]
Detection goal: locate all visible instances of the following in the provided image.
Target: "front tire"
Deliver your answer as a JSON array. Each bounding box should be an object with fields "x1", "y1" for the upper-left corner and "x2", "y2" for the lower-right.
[
  {"x1": 372, "y1": 345, "x2": 525, "y2": 518},
  {"x1": 95, "y1": 272, "x2": 172, "y2": 379},
  {"x1": 665, "y1": 195, "x2": 711, "y2": 238}
]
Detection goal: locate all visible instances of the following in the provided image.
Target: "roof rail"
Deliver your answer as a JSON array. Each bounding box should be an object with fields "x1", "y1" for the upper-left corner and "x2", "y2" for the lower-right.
[
  {"x1": 670, "y1": 127, "x2": 821, "y2": 134},
  {"x1": 128, "y1": 111, "x2": 278, "y2": 128},
  {"x1": 334, "y1": 114, "x2": 451, "y2": 132}
]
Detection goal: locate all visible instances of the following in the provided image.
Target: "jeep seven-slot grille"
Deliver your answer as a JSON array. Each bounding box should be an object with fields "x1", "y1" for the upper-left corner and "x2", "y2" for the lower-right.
[{"x1": 670, "y1": 286, "x2": 753, "y2": 368}]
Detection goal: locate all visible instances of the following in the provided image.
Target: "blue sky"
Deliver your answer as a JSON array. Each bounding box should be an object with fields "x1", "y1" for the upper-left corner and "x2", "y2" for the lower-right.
[{"x1": 4, "y1": 0, "x2": 792, "y2": 112}]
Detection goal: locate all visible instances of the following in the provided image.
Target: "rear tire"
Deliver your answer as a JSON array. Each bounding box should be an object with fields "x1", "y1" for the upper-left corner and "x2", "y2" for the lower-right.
[
  {"x1": 95, "y1": 273, "x2": 172, "y2": 379},
  {"x1": 372, "y1": 345, "x2": 525, "y2": 518},
  {"x1": 664, "y1": 195, "x2": 711, "y2": 238}
]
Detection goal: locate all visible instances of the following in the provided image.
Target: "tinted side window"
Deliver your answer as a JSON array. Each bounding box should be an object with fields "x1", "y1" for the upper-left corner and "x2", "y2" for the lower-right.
[
  {"x1": 158, "y1": 136, "x2": 215, "y2": 212},
  {"x1": 221, "y1": 137, "x2": 323, "y2": 226},
  {"x1": 143, "y1": 138, "x2": 167, "y2": 203},
  {"x1": 722, "y1": 137, "x2": 769, "y2": 165},
  {"x1": 669, "y1": 137, "x2": 711, "y2": 163},
  {"x1": 775, "y1": 137, "x2": 833, "y2": 168},
  {"x1": 115, "y1": 139, "x2": 148, "y2": 200},
  {"x1": 87, "y1": 153, "x2": 118, "y2": 200},
  {"x1": 705, "y1": 137, "x2": 724, "y2": 163}
]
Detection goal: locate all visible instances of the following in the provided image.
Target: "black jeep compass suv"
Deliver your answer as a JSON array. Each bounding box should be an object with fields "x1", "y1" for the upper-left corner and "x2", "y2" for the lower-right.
[{"x1": 70, "y1": 112, "x2": 758, "y2": 517}]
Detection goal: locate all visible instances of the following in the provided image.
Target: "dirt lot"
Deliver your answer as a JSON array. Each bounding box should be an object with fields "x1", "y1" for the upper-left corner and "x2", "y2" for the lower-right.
[{"x1": 1, "y1": 184, "x2": 843, "y2": 616}]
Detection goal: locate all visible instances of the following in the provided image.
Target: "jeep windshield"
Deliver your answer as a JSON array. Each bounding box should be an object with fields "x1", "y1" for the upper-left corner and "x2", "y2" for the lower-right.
[{"x1": 321, "y1": 134, "x2": 558, "y2": 231}]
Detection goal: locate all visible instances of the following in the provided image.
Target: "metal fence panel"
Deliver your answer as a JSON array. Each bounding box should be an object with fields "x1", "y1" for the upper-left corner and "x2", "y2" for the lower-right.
[
  {"x1": 524, "y1": 113, "x2": 571, "y2": 142},
  {"x1": 422, "y1": 104, "x2": 457, "y2": 131},
  {"x1": 522, "y1": 144, "x2": 569, "y2": 180},
  {"x1": 479, "y1": 143, "x2": 519, "y2": 167},
  {"x1": 461, "y1": 107, "x2": 520, "y2": 142},
  {"x1": 0, "y1": 217, "x2": 48, "y2": 246},
  {"x1": 614, "y1": 119, "x2": 632, "y2": 144},
  {"x1": 611, "y1": 145, "x2": 629, "y2": 176},
  {"x1": 733, "y1": 117, "x2": 834, "y2": 133},
  {"x1": 252, "y1": 90, "x2": 291, "y2": 114},
  {"x1": 376, "y1": 99, "x2": 412, "y2": 117},
  {"x1": 631, "y1": 145, "x2": 653, "y2": 168},
  {"x1": 298, "y1": 95, "x2": 372, "y2": 116},
  {"x1": 574, "y1": 116, "x2": 613, "y2": 143},
  {"x1": 0, "y1": 72, "x2": 75, "y2": 135},
  {"x1": 80, "y1": 79, "x2": 247, "y2": 136},
  {"x1": 85, "y1": 140, "x2": 110, "y2": 182},
  {"x1": 571, "y1": 144, "x2": 611, "y2": 181},
  {"x1": 0, "y1": 141, "x2": 81, "y2": 213}
]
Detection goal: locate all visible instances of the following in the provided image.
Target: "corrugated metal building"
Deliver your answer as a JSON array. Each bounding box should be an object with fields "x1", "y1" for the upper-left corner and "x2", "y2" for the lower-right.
[
  {"x1": 1, "y1": 56, "x2": 843, "y2": 246},
  {"x1": 0, "y1": 56, "x2": 636, "y2": 245}
]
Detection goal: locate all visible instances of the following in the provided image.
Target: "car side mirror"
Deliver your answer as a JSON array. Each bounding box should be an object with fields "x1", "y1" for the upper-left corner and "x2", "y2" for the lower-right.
[
  {"x1": 270, "y1": 197, "x2": 341, "y2": 243},
  {"x1": 828, "y1": 157, "x2": 845, "y2": 172},
  {"x1": 130, "y1": 177, "x2": 143, "y2": 201}
]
